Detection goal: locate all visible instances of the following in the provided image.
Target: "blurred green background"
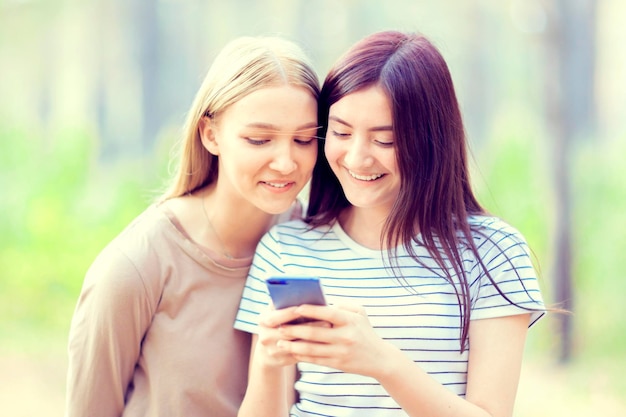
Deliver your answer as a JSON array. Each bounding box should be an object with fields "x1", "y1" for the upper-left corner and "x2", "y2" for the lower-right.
[{"x1": 1, "y1": 0, "x2": 625, "y2": 416}]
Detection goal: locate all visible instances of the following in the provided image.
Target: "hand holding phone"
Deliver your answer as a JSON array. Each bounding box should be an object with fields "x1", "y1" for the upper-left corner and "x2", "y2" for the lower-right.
[{"x1": 266, "y1": 276, "x2": 326, "y2": 324}]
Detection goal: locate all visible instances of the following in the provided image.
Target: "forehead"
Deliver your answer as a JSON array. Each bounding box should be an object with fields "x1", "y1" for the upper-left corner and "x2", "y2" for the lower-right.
[
  {"x1": 328, "y1": 85, "x2": 392, "y2": 127},
  {"x1": 219, "y1": 85, "x2": 317, "y2": 131}
]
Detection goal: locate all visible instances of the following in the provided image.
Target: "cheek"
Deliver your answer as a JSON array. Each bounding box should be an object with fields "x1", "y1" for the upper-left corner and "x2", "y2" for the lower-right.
[
  {"x1": 323, "y1": 139, "x2": 341, "y2": 166},
  {"x1": 221, "y1": 146, "x2": 264, "y2": 177},
  {"x1": 384, "y1": 154, "x2": 399, "y2": 174},
  {"x1": 323, "y1": 139, "x2": 348, "y2": 179},
  {"x1": 306, "y1": 147, "x2": 319, "y2": 172},
  {"x1": 294, "y1": 147, "x2": 317, "y2": 181}
]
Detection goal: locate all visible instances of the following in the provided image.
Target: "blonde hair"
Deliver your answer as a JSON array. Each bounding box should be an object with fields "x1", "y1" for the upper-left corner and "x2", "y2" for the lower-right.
[{"x1": 162, "y1": 36, "x2": 320, "y2": 199}]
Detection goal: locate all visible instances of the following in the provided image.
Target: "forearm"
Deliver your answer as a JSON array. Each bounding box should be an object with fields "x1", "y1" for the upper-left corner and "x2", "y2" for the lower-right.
[
  {"x1": 375, "y1": 315, "x2": 530, "y2": 417},
  {"x1": 238, "y1": 334, "x2": 295, "y2": 417},
  {"x1": 376, "y1": 345, "x2": 492, "y2": 417},
  {"x1": 238, "y1": 361, "x2": 293, "y2": 417}
]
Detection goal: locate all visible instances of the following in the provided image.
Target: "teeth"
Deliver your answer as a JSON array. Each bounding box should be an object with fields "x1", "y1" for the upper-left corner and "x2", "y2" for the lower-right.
[
  {"x1": 265, "y1": 182, "x2": 289, "y2": 188},
  {"x1": 348, "y1": 170, "x2": 384, "y2": 181}
]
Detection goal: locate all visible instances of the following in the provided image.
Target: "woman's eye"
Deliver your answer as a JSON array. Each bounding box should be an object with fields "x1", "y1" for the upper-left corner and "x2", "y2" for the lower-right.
[
  {"x1": 295, "y1": 137, "x2": 316, "y2": 145},
  {"x1": 331, "y1": 130, "x2": 350, "y2": 138},
  {"x1": 375, "y1": 139, "x2": 394, "y2": 147},
  {"x1": 245, "y1": 137, "x2": 269, "y2": 145}
]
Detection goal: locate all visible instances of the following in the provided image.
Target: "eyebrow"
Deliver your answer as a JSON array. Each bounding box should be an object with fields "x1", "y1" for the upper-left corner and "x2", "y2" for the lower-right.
[
  {"x1": 328, "y1": 116, "x2": 393, "y2": 132},
  {"x1": 244, "y1": 122, "x2": 321, "y2": 132}
]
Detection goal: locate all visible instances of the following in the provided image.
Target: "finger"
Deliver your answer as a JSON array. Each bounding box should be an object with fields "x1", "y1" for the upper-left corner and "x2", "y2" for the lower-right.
[
  {"x1": 331, "y1": 302, "x2": 367, "y2": 315},
  {"x1": 257, "y1": 328, "x2": 301, "y2": 366},
  {"x1": 307, "y1": 320, "x2": 332, "y2": 328},
  {"x1": 279, "y1": 321, "x2": 335, "y2": 344},
  {"x1": 293, "y1": 304, "x2": 338, "y2": 323},
  {"x1": 259, "y1": 306, "x2": 302, "y2": 328},
  {"x1": 295, "y1": 304, "x2": 360, "y2": 326},
  {"x1": 277, "y1": 338, "x2": 335, "y2": 359}
]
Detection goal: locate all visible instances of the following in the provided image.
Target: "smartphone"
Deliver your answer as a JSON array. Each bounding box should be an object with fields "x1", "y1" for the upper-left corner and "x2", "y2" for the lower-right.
[{"x1": 266, "y1": 276, "x2": 327, "y2": 311}]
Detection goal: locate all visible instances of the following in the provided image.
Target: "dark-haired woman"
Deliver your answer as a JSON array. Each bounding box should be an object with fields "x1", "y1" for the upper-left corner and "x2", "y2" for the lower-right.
[{"x1": 235, "y1": 30, "x2": 545, "y2": 417}]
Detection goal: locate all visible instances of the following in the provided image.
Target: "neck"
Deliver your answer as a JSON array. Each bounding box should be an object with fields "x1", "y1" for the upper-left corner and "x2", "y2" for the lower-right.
[
  {"x1": 339, "y1": 206, "x2": 389, "y2": 250},
  {"x1": 201, "y1": 188, "x2": 277, "y2": 259}
]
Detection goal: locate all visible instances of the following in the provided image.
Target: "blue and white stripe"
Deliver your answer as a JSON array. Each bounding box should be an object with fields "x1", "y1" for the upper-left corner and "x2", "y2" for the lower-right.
[{"x1": 235, "y1": 215, "x2": 544, "y2": 417}]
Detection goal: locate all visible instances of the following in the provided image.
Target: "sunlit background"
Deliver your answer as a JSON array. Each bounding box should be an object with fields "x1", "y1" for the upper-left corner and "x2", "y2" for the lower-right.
[{"x1": 1, "y1": 0, "x2": 625, "y2": 416}]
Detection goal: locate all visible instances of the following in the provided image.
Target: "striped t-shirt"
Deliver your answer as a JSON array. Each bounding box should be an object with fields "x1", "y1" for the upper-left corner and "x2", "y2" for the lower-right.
[{"x1": 234, "y1": 215, "x2": 544, "y2": 417}]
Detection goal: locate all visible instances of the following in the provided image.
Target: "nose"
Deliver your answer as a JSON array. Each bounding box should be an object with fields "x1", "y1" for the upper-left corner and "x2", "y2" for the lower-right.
[
  {"x1": 268, "y1": 142, "x2": 298, "y2": 174},
  {"x1": 342, "y1": 138, "x2": 374, "y2": 169}
]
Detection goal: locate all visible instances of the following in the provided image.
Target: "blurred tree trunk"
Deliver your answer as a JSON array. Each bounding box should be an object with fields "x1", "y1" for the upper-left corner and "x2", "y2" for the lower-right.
[
  {"x1": 464, "y1": 3, "x2": 491, "y2": 145},
  {"x1": 94, "y1": 0, "x2": 114, "y2": 162},
  {"x1": 131, "y1": 0, "x2": 159, "y2": 154},
  {"x1": 543, "y1": 0, "x2": 597, "y2": 364}
]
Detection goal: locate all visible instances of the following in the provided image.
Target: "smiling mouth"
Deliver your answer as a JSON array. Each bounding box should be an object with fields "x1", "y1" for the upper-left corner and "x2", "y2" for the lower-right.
[
  {"x1": 348, "y1": 170, "x2": 384, "y2": 181},
  {"x1": 262, "y1": 181, "x2": 292, "y2": 188}
]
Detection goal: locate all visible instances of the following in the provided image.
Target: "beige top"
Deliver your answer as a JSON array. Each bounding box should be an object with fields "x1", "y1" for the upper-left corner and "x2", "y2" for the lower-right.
[{"x1": 66, "y1": 202, "x2": 255, "y2": 417}]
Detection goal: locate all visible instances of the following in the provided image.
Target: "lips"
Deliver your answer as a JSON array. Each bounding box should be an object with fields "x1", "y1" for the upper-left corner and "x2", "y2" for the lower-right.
[
  {"x1": 261, "y1": 181, "x2": 293, "y2": 188},
  {"x1": 348, "y1": 170, "x2": 384, "y2": 181}
]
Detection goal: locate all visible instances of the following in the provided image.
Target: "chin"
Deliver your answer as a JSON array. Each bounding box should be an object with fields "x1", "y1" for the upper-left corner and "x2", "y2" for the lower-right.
[{"x1": 257, "y1": 200, "x2": 295, "y2": 215}]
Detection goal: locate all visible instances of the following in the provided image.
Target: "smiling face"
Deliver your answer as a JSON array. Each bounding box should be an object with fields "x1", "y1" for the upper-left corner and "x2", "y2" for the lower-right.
[
  {"x1": 201, "y1": 84, "x2": 318, "y2": 214},
  {"x1": 324, "y1": 85, "x2": 400, "y2": 219}
]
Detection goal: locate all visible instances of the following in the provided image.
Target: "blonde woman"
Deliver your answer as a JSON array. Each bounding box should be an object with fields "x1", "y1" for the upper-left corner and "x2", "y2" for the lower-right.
[{"x1": 66, "y1": 36, "x2": 320, "y2": 417}]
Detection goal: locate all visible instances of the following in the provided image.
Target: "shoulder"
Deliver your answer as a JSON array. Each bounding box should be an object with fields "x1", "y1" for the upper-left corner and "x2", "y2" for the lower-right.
[
  {"x1": 86, "y1": 204, "x2": 175, "y2": 292},
  {"x1": 109, "y1": 204, "x2": 174, "y2": 256},
  {"x1": 465, "y1": 216, "x2": 540, "y2": 292},
  {"x1": 467, "y1": 215, "x2": 530, "y2": 255}
]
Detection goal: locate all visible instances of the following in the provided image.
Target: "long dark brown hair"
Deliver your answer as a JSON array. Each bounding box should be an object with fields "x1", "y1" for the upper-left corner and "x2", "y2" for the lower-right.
[{"x1": 307, "y1": 31, "x2": 516, "y2": 352}]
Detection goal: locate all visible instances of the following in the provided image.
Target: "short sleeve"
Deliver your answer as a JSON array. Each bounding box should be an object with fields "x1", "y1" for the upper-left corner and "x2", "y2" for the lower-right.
[
  {"x1": 469, "y1": 220, "x2": 545, "y2": 326},
  {"x1": 66, "y1": 244, "x2": 154, "y2": 417}
]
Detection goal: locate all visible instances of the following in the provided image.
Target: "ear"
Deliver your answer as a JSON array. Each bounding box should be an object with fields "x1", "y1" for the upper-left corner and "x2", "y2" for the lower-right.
[{"x1": 198, "y1": 116, "x2": 220, "y2": 156}]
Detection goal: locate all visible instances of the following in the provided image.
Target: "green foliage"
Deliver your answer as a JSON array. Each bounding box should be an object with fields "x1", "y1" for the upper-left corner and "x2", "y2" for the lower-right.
[
  {"x1": 472, "y1": 122, "x2": 559, "y2": 354},
  {"x1": 570, "y1": 139, "x2": 626, "y2": 360},
  {"x1": 0, "y1": 127, "x2": 156, "y2": 338},
  {"x1": 474, "y1": 125, "x2": 626, "y2": 365},
  {"x1": 475, "y1": 132, "x2": 550, "y2": 259}
]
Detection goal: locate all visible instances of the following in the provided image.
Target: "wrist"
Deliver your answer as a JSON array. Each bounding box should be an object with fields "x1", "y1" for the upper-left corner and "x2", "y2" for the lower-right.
[
  {"x1": 373, "y1": 341, "x2": 415, "y2": 383},
  {"x1": 253, "y1": 340, "x2": 296, "y2": 371}
]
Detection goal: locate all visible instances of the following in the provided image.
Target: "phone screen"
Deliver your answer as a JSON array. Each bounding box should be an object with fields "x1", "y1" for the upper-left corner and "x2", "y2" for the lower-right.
[{"x1": 266, "y1": 276, "x2": 326, "y2": 310}]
